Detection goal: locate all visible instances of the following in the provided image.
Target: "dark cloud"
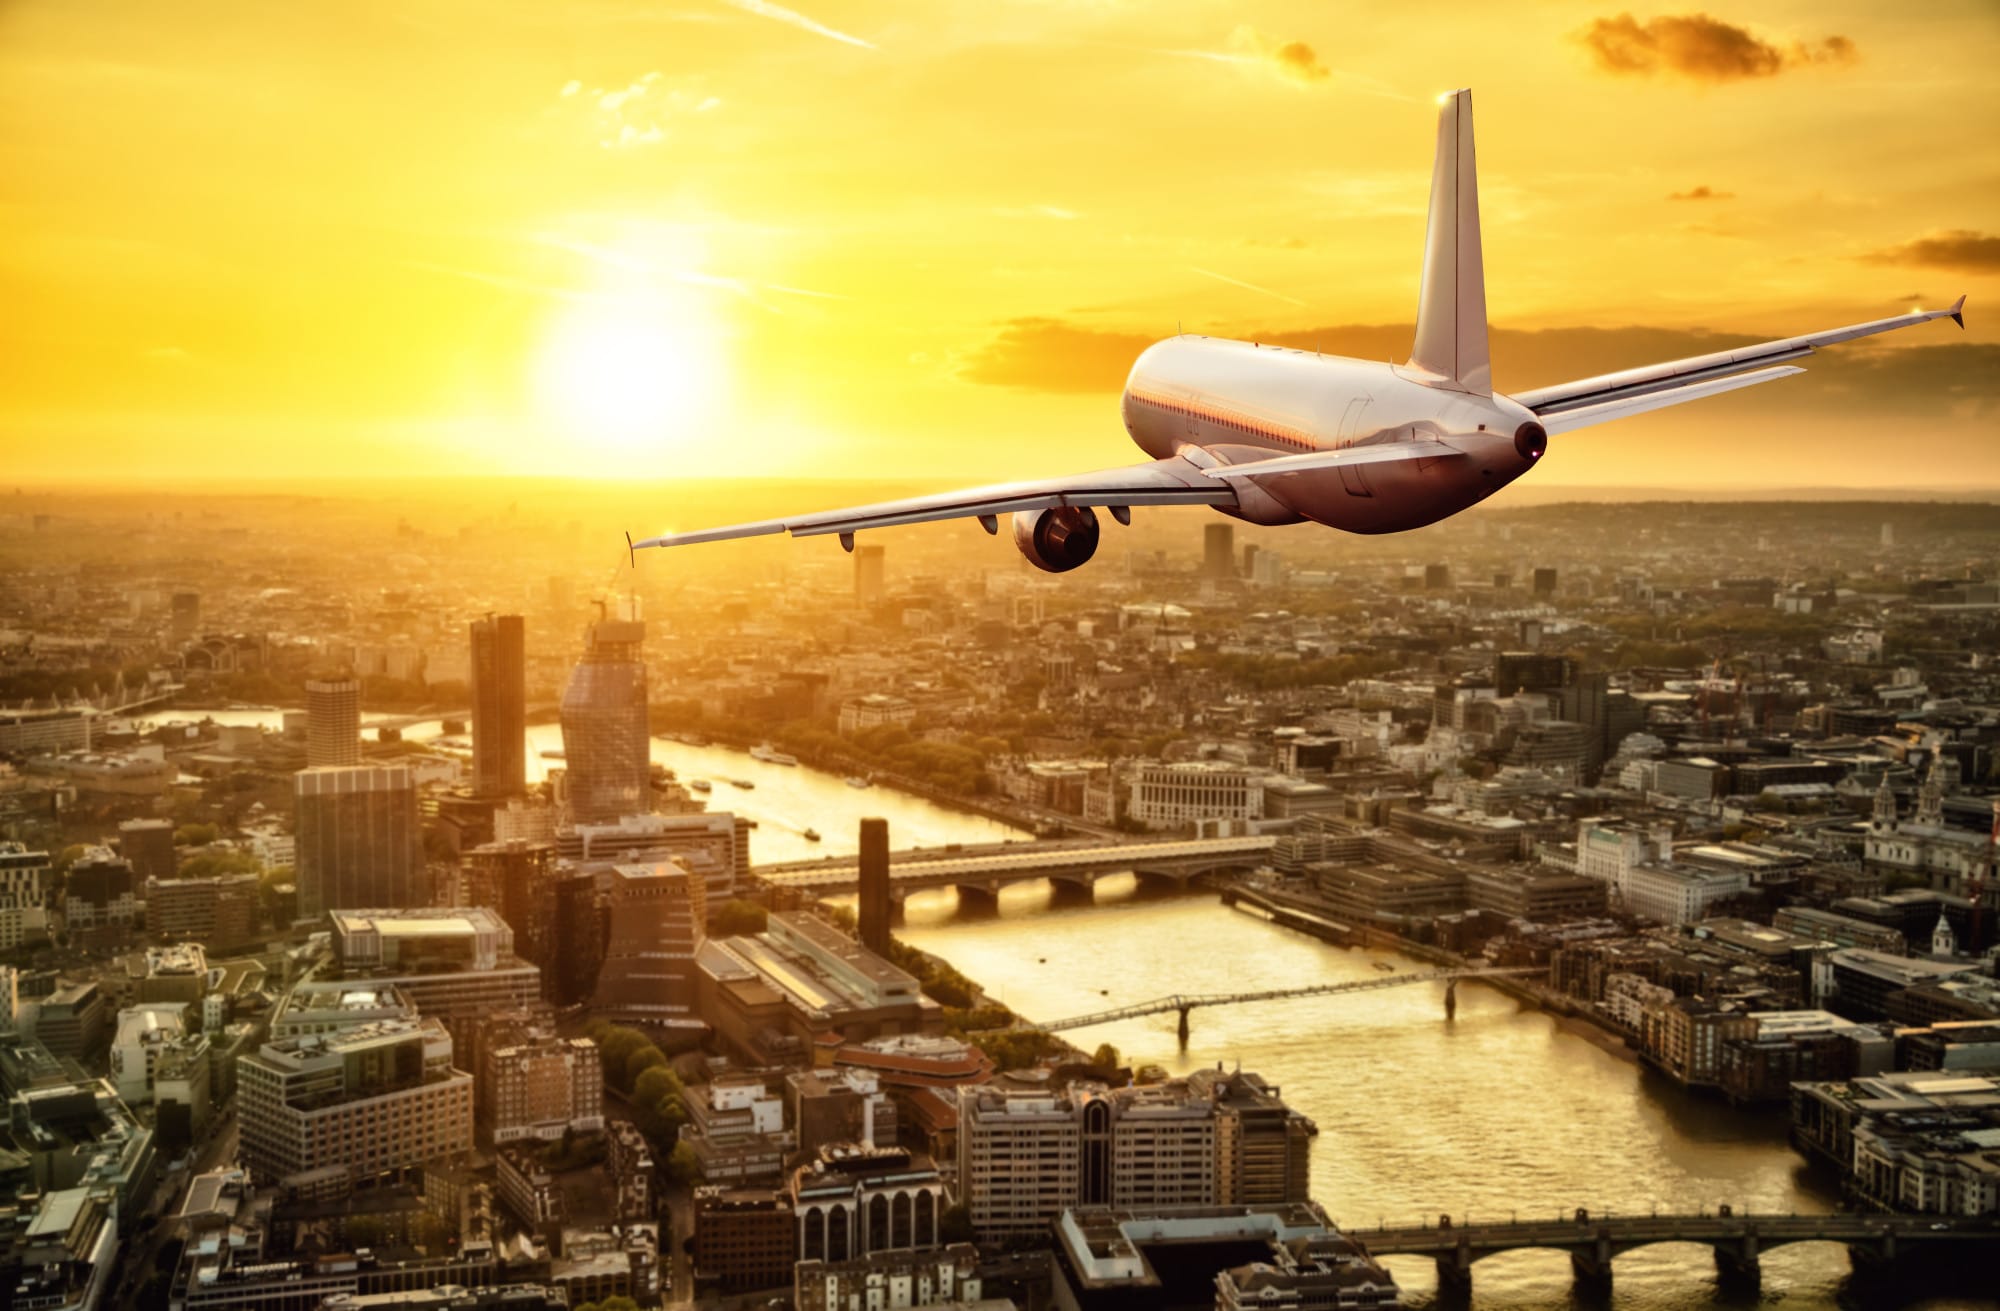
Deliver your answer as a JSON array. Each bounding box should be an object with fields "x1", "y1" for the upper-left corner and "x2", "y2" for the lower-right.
[
  {"x1": 1669, "y1": 185, "x2": 1733, "y2": 201},
  {"x1": 960, "y1": 318, "x2": 1996, "y2": 420},
  {"x1": 1578, "y1": 13, "x2": 1857, "y2": 82},
  {"x1": 1862, "y1": 230, "x2": 2000, "y2": 273},
  {"x1": 1271, "y1": 40, "x2": 1329, "y2": 83},
  {"x1": 1226, "y1": 27, "x2": 1330, "y2": 85}
]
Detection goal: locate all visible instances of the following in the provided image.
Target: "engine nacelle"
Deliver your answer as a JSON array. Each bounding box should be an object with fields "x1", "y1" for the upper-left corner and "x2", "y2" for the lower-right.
[{"x1": 1012, "y1": 505, "x2": 1100, "y2": 573}]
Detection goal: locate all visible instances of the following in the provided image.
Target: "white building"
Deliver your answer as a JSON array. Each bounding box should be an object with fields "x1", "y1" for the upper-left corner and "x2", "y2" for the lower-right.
[
  {"x1": 1126, "y1": 761, "x2": 1265, "y2": 831},
  {"x1": 1621, "y1": 861, "x2": 1750, "y2": 926}
]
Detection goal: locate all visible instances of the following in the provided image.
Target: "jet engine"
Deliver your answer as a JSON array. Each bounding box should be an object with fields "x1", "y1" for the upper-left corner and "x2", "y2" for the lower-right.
[
  {"x1": 1514, "y1": 421, "x2": 1548, "y2": 462},
  {"x1": 1012, "y1": 505, "x2": 1100, "y2": 573}
]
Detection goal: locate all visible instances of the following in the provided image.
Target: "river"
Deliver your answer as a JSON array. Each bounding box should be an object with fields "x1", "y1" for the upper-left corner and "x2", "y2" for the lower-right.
[{"x1": 140, "y1": 706, "x2": 1988, "y2": 1307}]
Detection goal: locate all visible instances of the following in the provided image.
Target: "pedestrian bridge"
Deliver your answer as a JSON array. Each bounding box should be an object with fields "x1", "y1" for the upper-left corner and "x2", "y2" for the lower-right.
[
  {"x1": 1358, "y1": 1210, "x2": 1998, "y2": 1292},
  {"x1": 1031, "y1": 967, "x2": 1546, "y2": 1042},
  {"x1": 753, "y1": 835, "x2": 1277, "y2": 910}
]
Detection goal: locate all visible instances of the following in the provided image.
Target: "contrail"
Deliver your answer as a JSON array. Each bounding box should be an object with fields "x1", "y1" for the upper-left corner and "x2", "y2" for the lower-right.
[
  {"x1": 1188, "y1": 266, "x2": 1307, "y2": 308},
  {"x1": 719, "y1": 0, "x2": 874, "y2": 49}
]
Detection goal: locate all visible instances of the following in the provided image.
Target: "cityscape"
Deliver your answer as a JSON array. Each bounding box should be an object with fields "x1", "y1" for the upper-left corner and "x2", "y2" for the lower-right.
[{"x1": 0, "y1": 488, "x2": 1996, "y2": 1310}]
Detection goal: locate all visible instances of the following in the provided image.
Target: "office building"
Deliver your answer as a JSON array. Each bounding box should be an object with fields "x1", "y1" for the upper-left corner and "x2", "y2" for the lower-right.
[
  {"x1": 146, "y1": 873, "x2": 259, "y2": 950},
  {"x1": 1203, "y1": 523, "x2": 1235, "y2": 578},
  {"x1": 1791, "y1": 1069, "x2": 2000, "y2": 1215},
  {"x1": 63, "y1": 848, "x2": 139, "y2": 934},
  {"x1": 1532, "y1": 566, "x2": 1558, "y2": 595},
  {"x1": 550, "y1": 871, "x2": 607, "y2": 1008},
  {"x1": 295, "y1": 765, "x2": 424, "y2": 919},
  {"x1": 1621, "y1": 860, "x2": 1749, "y2": 926},
  {"x1": 117, "y1": 817, "x2": 177, "y2": 884},
  {"x1": 1186, "y1": 1069, "x2": 1316, "y2": 1206},
  {"x1": 854, "y1": 544, "x2": 886, "y2": 606},
  {"x1": 956, "y1": 1082, "x2": 1225, "y2": 1240},
  {"x1": 327, "y1": 907, "x2": 542, "y2": 1035},
  {"x1": 559, "y1": 809, "x2": 748, "y2": 904},
  {"x1": 305, "y1": 677, "x2": 362, "y2": 768},
  {"x1": 558, "y1": 615, "x2": 650, "y2": 824},
  {"x1": 0, "y1": 842, "x2": 51, "y2": 952},
  {"x1": 1126, "y1": 761, "x2": 1264, "y2": 831},
  {"x1": 33, "y1": 982, "x2": 112, "y2": 1062},
  {"x1": 592, "y1": 859, "x2": 706, "y2": 1023},
  {"x1": 170, "y1": 590, "x2": 201, "y2": 641},
  {"x1": 693, "y1": 1188, "x2": 798, "y2": 1293},
  {"x1": 270, "y1": 980, "x2": 417, "y2": 1040},
  {"x1": 237, "y1": 1016, "x2": 473, "y2": 1188},
  {"x1": 858, "y1": 817, "x2": 891, "y2": 956},
  {"x1": 470, "y1": 614, "x2": 528, "y2": 798},
  {"x1": 462, "y1": 839, "x2": 557, "y2": 967}
]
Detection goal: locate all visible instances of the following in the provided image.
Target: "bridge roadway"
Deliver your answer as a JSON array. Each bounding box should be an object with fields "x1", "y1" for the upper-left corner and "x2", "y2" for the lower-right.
[
  {"x1": 753, "y1": 834, "x2": 1277, "y2": 908},
  {"x1": 1031, "y1": 967, "x2": 1546, "y2": 1042},
  {"x1": 1357, "y1": 1210, "x2": 1999, "y2": 1292}
]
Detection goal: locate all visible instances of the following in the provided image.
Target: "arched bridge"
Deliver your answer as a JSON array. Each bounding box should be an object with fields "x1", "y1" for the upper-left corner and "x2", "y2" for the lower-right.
[
  {"x1": 1031, "y1": 967, "x2": 1546, "y2": 1043},
  {"x1": 754, "y1": 835, "x2": 1276, "y2": 913},
  {"x1": 1359, "y1": 1210, "x2": 1999, "y2": 1292}
]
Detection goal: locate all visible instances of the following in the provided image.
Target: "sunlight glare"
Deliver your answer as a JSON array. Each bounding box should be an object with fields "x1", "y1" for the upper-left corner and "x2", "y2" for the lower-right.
[{"x1": 534, "y1": 290, "x2": 728, "y2": 461}]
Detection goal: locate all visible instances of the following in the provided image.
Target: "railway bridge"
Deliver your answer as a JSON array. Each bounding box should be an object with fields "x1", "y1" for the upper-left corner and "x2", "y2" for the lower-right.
[
  {"x1": 1358, "y1": 1210, "x2": 1998, "y2": 1293},
  {"x1": 754, "y1": 835, "x2": 1276, "y2": 914}
]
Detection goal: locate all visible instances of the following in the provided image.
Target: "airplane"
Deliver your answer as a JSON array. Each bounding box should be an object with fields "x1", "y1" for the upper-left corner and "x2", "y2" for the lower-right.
[{"x1": 630, "y1": 88, "x2": 1964, "y2": 573}]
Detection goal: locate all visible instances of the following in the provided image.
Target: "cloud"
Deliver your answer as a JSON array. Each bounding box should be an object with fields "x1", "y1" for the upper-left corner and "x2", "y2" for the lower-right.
[
  {"x1": 1577, "y1": 13, "x2": 1857, "y2": 82},
  {"x1": 547, "y1": 72, "x2": 720, "y2": 151},
  {"x1": 717, "y1": 0, "x2": 874, "y2": 50},
  {"x1": 1669, "y1": 185, "x2": 1733, "y2": 201},
  {"x1": 1227, "y1": 26, "x2": 1329, "y2": 85},
  {"x1": 1188, "y1": 266, "x2": 1308, "y2": 307},
  {"x1": 1861, "y1": 229, "x2": 2000, "y2": 273},
  {"x1": 959, "y1": 317, "x2": 1996, "y2": 421}
]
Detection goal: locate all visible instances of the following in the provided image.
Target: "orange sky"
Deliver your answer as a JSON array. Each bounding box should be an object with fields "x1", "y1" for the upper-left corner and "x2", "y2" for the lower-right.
[{"x1": 2, "y1": 0, "x2": 1996, "y2": 490}]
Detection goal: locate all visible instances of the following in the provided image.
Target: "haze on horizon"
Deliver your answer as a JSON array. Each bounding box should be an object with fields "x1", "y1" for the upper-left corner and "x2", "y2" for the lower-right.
[{"x1": 2, "y1": 0, "x2": 1996, "y2": 494}]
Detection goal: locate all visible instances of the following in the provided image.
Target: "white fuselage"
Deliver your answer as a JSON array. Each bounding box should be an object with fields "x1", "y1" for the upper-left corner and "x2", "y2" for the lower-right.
[{"x1": 1122, "y1": 336, "x2": 1544, "y2": 533}]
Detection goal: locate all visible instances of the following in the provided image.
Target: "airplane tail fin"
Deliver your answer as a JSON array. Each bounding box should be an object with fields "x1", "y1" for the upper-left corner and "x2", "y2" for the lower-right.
[{"x1": 1408, "y1": 88, "x2": 1491, "y2": 394}]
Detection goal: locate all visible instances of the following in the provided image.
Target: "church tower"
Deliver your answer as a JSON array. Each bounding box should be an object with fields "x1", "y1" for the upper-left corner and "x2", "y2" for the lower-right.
[
  {"x1": 1933, "y1": 911, "x2": 1958, "y2": 958},
  {"x1": 1916, "y1": 756, "x2": 1946, "y2": 828},
  {"x1": 1872, "y1": 773, "x2": 1898, "y2": 831}
]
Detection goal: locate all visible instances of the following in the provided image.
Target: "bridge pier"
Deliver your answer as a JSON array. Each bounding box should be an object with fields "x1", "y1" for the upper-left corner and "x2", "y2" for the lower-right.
[
  {"x1": 1444, "y1": 979, "x2": 1457, "y2": 1021},
  {"x1": 1713, "y1": 1236, "x2": 1761, "y2": 1290},
  {"x1": 1130, "y1": 868, "x2": 1192, "y2": 898},
  {"x1": 1434, "y1": 1242, "x2": 1473, "y2": 1297},
  {"x1": 1176, "y1": 1006, "x2": 1191, "y2": 1048},
  {"x1": 1569, "y1": 1237, "x2": 1614, "y2": 1293}
]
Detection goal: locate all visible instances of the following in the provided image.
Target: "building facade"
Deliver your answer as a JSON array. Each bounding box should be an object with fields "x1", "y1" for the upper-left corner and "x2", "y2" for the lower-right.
[{"x1": 295, "y1": 765, "x2": 424, "y2": 919}]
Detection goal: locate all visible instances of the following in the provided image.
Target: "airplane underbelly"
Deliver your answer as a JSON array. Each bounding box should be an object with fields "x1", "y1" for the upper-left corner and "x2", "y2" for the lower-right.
[{"x1": 1261, "y1": 458, "x2": 1501, "y2": 535}]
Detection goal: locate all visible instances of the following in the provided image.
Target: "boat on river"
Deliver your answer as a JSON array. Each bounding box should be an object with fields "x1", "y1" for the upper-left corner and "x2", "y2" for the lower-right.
[
  {"x1": 728, "y1": 778, "x2": 755, "y2": 790},
  {"x1": 803, "y1": 828, "x2": 822, "y2": 842},
  {"x1": 845, "y1": 776, "x2": 871, "y2": 789},
  {"x1": 750, "y1": 744, "x2": 800, "y2": 766},
  {"x1": 690, "y1": 779, "x2": 712, "y2": 793}
]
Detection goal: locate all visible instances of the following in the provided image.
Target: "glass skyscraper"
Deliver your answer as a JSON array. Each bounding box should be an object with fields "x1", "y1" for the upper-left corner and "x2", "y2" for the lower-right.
[
  {"x1": 294, "y1": 764, "x2": 423, "y2": 919},
  {"x1": 559, "y1": 616, "x2": 649, "y2": 824}
]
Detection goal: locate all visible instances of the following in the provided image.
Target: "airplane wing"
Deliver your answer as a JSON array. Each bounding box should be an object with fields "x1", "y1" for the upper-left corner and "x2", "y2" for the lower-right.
[
  {"x1": 630, "y1": 455, "x2": 1236, "y2": 552},
  {"x1": 1513, "y1": 297, "x2": 1964, "y2": 433}
]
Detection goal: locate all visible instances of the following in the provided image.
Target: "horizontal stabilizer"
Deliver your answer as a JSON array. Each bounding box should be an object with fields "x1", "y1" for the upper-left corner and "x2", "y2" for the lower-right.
[{"x1": 1540, "y1": 364, "x2": 1804, "y2": 435}]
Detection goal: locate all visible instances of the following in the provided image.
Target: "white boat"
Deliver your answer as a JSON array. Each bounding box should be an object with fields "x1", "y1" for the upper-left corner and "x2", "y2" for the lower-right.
[
  {"x1": 729, "y1": 778, "x2": 755, "y2": 790},
  {"x1": 690, "y1": 780, "x2": 712, "y2": 793},
  {"x1": 845, "y1": 776, "x2": 871, "y2": 789},
  {"x1": 750, "y1": 744, "x2": 800, "y2": 766}
]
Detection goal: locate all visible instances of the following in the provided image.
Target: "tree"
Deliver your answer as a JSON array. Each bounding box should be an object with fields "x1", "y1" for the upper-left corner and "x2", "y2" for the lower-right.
[
  {"x1": 665, "y1": 1140, "x2": 701, "y2": 1187},
  {"x1": 634, "y1": 1065, "x2": 683, "y2": 1114},
  {"x1": 1089, "y1": 1042, "x2": 1120, "y2": 1071},
  {"x1": 939, "y1": 1203, "x2": 976, "y2": 1245},
  {"x1": 174, "y1": 823, "x2": 221, "y2": 847},
  {"x1": 624, "y1": 1044, "x2": 667, "y2": 1089},
  {"x1": 52, "y1": 844, "x2": 87, "y2": 876},
  {"x1": 709, "y1": 899, "x2": 769, "y2": 937}
]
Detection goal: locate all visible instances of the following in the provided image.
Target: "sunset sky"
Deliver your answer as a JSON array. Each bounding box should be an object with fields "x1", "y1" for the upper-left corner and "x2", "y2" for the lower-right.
[{"x1": 3, "y1": 0, "x2": 1996, "y2": 492}]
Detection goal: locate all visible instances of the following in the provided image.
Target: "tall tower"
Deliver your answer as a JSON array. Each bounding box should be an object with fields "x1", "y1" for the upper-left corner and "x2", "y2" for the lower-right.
[
  {"x1": 592, "y1": 859, "x2": 705, "y2": 1020},
  {"x1": 305, "y1": 678, "x2": 361, "y2": 768},
  {"x1": 1932, "y1": 911, "x2": 1957, "y2": 958},
  {"x1": 858, "y1": 817, "x2": 890, "y2": 955},
  {"x1": 1203, "y1": 523, "x2": 1235, "y2": 579},
  {"x1": 1916, "y1": 756, "x2": 1946, "y2": 828},
  {"x1": 854, "y1": 545, "x2": 886, "y2": 606},
  {"x1": 469, "y1": 614, "x2": 527, "y2": 798},
  {"x1": 559, "y1": 612, "x2": 650, "y2": 824}
]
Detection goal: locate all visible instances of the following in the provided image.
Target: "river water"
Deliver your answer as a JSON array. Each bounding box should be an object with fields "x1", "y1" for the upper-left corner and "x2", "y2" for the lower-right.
[{"x1": 141, "y1": 707, "x2": 1989, "y2": 1307}]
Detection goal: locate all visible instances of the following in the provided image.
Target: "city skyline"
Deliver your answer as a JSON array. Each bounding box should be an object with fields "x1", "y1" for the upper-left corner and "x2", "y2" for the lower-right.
[{"x1": 2, "y1": 1, "x2": 1997, "y2": 491}]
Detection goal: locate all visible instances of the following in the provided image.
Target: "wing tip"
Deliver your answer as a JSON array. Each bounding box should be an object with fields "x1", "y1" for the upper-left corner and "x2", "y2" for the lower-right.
[{"x1": 1950, "y1": 294, "x2": 1966, "y2": 329}]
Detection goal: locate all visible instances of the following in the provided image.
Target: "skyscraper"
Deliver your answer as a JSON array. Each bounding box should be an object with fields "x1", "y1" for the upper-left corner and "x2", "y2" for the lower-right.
[
  {"x1": 294, "y1": 764, "x2": 423, "y2": 919},
  {"x1": 1203, "y1": 522, "x2": 1235, "y2": 578},
  {"x1": 854, "y1": 544, "x2": 885, "y2": 606},
  {"x1": 559, "y1": 614, "x2": 650, "y2": 824},
  {"x1": 305, "y1": 678, "x2": 361, "y2": 768},
  {"x1": 469, "y1": 614, "x2": 527, "y2": 798}
]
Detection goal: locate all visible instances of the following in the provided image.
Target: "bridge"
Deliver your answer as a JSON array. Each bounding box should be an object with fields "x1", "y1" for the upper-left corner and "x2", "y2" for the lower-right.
[
  {"x1": 753, "y1": 835, "x2": 1277, "y2": 914},
  {"x1": 1031, "y1": 967, "x2": 1546, "y2": 1043},
  {"x1": 1356, "y1": 1209, "x2": 1999, "y2": 1293}
]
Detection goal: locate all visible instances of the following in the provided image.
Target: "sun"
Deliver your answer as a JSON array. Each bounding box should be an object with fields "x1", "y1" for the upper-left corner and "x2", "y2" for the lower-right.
[{"x1": 534, "y1": 290, "x2": 728, "y2": 460}]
